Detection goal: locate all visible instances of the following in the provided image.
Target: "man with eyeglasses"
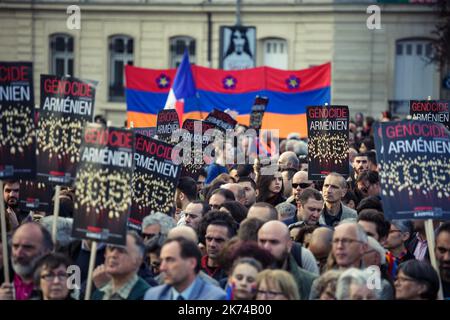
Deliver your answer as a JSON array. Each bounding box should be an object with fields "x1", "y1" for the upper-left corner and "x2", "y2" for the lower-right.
[
  {"x1": 320, "y1": 172, "x2": 357, "y2": 228},
  {"x1": 91, "y1": 232, "x2": 150, "y2": 300},
  {"x1": 331, "y1": 221, "x2": 368, "y2": 270},
  {"x1": 141, "y1": 212, "x2": 176, "y2": 245},
  {"x1": 356, "y1": 170, "x2": 381, "y2": 200}
]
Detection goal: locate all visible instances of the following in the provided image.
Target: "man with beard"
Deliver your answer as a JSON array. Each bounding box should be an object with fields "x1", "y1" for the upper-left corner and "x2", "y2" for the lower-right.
[
  {"x1": 348, "y1": 153, "x2": 370, "y2": 190},
  {"x1": 3, "y1": 181, "x2": 20, "y2": 231},
  {"x1": 144, "y1": 237, "x2": 226, "y2": 300},
  {"x1": 257, "y1": 220, "x2": 317, "y2": 300},
  {"x1": 0, "y1": 222, "x2": 53, "y2": 300},
  {"x1": 435, "y1": 222, "x2": 450, "y2": 299}
]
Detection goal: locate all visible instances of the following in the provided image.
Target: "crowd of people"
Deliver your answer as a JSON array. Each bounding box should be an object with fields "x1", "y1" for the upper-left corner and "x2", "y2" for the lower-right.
[{"x1": 0, "y1": 111, "x2": 449, "y2": 301}]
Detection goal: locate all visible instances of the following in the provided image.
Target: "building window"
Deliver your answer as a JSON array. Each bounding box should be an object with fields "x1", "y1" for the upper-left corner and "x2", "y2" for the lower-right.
[
  {"x1": 109, "y1": 35, "x2": 133, "y2": 101},
  {"x1": 170, "y1": 36, "x2": 196, "y2": 68},
  {"x1": 50, "y1": 34, "x2": 74, "y2": 77},
  {"x1": 393, "y1": 39, "x2": 435, "y2": 114},
  {"x1": 263, "y1": 38, "x2": 288, "y2": 69}
]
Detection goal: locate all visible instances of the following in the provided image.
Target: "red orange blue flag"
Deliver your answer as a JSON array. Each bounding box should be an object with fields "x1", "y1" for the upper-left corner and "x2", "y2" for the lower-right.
[{"x1": 125, "y1": 62, "x2": 331, "y2": 138}]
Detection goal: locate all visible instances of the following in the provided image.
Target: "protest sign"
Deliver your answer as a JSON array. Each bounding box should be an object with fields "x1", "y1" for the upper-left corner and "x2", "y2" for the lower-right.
[
  {"x1": 410, "y1": 100, "x2": 449, "y2": 130},
  {"x1": 156, "y1": 109, "x2": 179, "y2": 144},
  {"x1": 132, "y1": 127, "x2": 156, "y2": 138},
  {"x1": 307, "y1": 105, "x2": 349, "y2": 180},
  {"x1": 129, "y1": 134, "x2": 181, "y2": 231},
  {"x1": 37, "y1": 75, "x2": 96, "y2": 185},
  {"x1": 205, "y1": 108, "x2": 237, "y2": 132},
  {"x1": 0, "y1": 62, "x2": 36, "y2": 179},
  {"x1": 72, "y1": 124, "x2": 134, "y2": 245},
  {"x1": 19, "y1": 180, "x2": 53, "y2": 213},
  {"x1": 374, "y1": 120, "x2": 450, "y2": 220},
  {"x1": 249, "y1": 96, "x2": 269, "y2": 130}
]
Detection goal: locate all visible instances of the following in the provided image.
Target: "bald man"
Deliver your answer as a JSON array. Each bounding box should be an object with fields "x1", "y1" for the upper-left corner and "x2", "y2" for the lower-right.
[
  {"x1": 308, "y1": 227, "x2": 334, "y2": 273},
  {"x1": 220, "y1": 183, "x2": 246, "y2": 206},
  {"x1": 278, "y1": 151, "x2": 300, "y2": 198},
  {"x1": 285, "y1": 171, "x2": 315, "y2": 206},
  {"x1": 257, "y1": 221, "x2": 317, "y2": 300}
]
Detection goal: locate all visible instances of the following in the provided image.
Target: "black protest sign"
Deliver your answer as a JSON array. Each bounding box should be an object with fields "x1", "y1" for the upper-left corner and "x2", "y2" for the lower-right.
[
  {"x1": 132, "y1": 127, "x2": 156, "y2": 138},
  {"x1": 37, "y1": 75, "x2": 96, "y2": 185},
  {"x1": 179, "y1": 119, "x2": 218, "y2": 179},
  {"x1": 72, "y1": 125, "x2": 134, "y2": 245},
  {"x1": 306, "y1": 106, "x2": 349, "y2": 180},
  {"x1": 249, "y1": 96, "x2": 269, "y2": 130},
  {"x1": 205, "y1": 108, "x2": 237, "y2": 132},
  {"x1": 410, "y1": 100, "x2": 449, "y2": 130},
  {"x1": 156, "y1": 109, "x2": 179, "y2": 144},
  {"x1": 19, "y1": 180, "x2": 53, "y2": 213},
  {"x1": 129, "y1": 134, "x2": 181, "y2": 231},
  {"x1": 0, "y1": 62, "x2": 36, "y2": 179},
  {"x1": 374, "y1": 120, "x2": 450, "y2": 220}
]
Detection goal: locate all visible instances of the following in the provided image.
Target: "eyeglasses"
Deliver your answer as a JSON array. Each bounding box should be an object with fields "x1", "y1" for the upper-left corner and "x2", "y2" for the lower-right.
[
  {"x1": 256, "y1": 290, "x2": 285, "y2": 298},
  {"x1": 292, "y1": 183, "x2": 313, "y2": 189},
  {"x1": 332, "y1": 238, "x2": 363, "y2": 246},
  {"x1": 41, "y1": 272, "x2": 68, "y2": 282}
]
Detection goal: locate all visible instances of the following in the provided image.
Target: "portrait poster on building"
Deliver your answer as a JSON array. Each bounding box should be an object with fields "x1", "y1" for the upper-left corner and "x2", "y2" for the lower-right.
[
  {"x1": 306, "y1": 105, "x2": 349, "y2": 180},
  {"x1": 18, "y1": 180, "x2": 53, "y2": 213},
  {"x1": 72, "y1": 124, "x2": 134, "y2": 245},
  {"x1": 0, "y1": 62, "x2": 36, "y2": 179},
  {"x1": 373, "y1": 120, "x2": 450, "y2": 220},
  {"x1": 129, "y1": 134, "x2": 181, "y2": 231},
  {"x1": 249, "y1": 96, "x2": 269, "y2": 130},
  {"x1": 156, "y1": 109, "x2": 180, "y2": 144},
  {"x1": 220, "y1": 25, "x2": 256, "y2": 70},
  {"x1": 410, "y1": 100, "x2": 449, "y2": 130},
  {"x1": 205, "y1": 108, "x2": 237, "y2": 132},
  {"x1": 179, "y1": 119, "x2": 217, "y2": 179},
  {"x1": 37, "y1": 75, "x2": 96, "y2": 185}
]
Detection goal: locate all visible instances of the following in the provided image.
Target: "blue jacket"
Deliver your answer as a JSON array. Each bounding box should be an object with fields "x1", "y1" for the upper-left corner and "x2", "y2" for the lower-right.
[{"x1": 144, "y1": 275, "x2": 226, "y2": 300}]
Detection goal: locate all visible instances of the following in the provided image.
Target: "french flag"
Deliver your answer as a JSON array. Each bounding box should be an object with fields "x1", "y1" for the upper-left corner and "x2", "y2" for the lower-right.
[{"x1": 164, "y1": 50, "x2": 196, "y2": 125}]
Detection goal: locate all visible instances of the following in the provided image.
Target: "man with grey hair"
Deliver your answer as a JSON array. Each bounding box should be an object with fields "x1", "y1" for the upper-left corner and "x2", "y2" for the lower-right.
[
  {"x1": 0, "y1": 222, "x2": 53, "y2": 300},
  {"x1": 276, "y1": 202, "x2": 297, "y2": 222},
  {"x1": 335, "y1": 268, "x2": 379, "y2": 300},
  {"x1": 363, "y1": 236, "x2": 386, "y2": 268},
  {"x1": 320, "y1": 172, "x2": 357, "y2": 227},
  {"x1": 332, "y1": 221, "x2": 368, "y2": 270},
  {"x1": 142, "y1": 212, "x2": 176, "y2": 245},
  {"x1": 384, "y1": 220, "x2": 415, "y2": 264},
  {"x1": 92, "y1": 232, "x2": 151, "y2": 300}
]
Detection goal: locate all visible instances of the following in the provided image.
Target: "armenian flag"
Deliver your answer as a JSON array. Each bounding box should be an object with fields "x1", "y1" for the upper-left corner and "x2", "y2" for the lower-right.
[{"x1": 126, "y1": 62, "x2": 331, "y2": 138}]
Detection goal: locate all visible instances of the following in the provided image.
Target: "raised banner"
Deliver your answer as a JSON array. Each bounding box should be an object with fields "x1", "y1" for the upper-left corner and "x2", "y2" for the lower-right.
[
  {"x1": 72, "y1": 124, "x2": 134, "y2": 245},
  {"x1": 205, "y1": 108, "x2": 237, "y2": 132},
  {"x1": 410, "y1": 100, "x2": 449, "y2": 130},
  {"x1": 156, "y1": 109, "x2": 179, "y2": 144},
  {"x1": 249, "y1": 96, "x2": 269, "y2": 130},
  {"x1": 0, "y1": 62, "x2": 36, "y2": 179},
  {"x1": 374, "y1": 120, "x2": 450, "y2": 220},
  {"x1": 306, "y1": 105, "x2": 349, "y2": 180},
  {"x1": 129, "y1": 134, "x2": 181, "y2": 231},
  {"x1": 37, "y1": 75, "x2": 96, "y2": 185},
  {"x1": 132, "y1": 127, "x2": 156, "y2": 138}
]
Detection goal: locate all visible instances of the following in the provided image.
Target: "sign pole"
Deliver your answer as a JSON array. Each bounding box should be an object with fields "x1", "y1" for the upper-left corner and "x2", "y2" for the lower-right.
[
  {"x1": 84, "y1": 240, "x2": 98, "y2": 300},
  {"x1": 51, "y1": 185, "x2": 61, "y2": 248},
  {"x1": 0, "y1": 180, "x2": 11, "y2": 285}
]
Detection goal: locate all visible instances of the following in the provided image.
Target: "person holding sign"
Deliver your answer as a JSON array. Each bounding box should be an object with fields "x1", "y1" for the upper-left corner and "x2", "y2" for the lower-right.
[{"x1": 0, "y1": 222, "x2": 53, "y2": 300}]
